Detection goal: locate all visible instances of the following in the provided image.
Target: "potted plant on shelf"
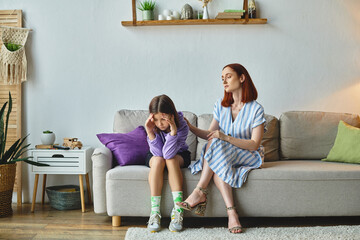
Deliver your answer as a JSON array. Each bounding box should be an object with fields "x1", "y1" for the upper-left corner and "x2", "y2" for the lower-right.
[
  {"x1": 137, "y1": 0, "x2": 156, "y2": 21},
  {"x1": 0, "y1": 92, "x2": 48, "y2": 217},
  {"x1": 41, "y1": 130, "x2": 55, "y2": 145}
]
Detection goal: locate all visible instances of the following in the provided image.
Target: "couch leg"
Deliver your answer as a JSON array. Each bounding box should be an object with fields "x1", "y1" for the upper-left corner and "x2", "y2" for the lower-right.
[{"x1": 112, "y1": 216, "x2": 121, "y2": 227}]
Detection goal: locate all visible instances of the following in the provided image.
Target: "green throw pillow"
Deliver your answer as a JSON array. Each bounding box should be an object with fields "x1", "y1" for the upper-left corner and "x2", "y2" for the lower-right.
[{"x1": 322, "y1": 120, "x2": 360, "y2": 164}]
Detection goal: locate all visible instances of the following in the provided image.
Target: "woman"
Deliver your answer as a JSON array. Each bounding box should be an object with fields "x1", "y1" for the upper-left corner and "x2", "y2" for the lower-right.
[
  {"x1": 177, "y1": 63, "x2": 266, "y2": 234},
  {"x1": 145, "y1": 94, "x2": 191, "y2": 233}
]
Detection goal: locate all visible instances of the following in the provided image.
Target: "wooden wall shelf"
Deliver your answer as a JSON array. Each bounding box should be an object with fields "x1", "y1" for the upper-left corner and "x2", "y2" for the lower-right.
[
  {"x1": 122, "y1": 18, "x2": 267, "y2": 26},
  {"x1": 123, "y1": 0, "x2": 267, "y2": 27}
]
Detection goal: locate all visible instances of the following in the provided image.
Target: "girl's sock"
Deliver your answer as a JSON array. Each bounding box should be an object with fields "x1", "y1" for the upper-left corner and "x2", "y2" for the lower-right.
[
  {"x1": 172, "y1": 191, "x2": 184, "y2": 213},
  {"x1": 151, "y1": 196, "x2": 161, "y2": 215}
]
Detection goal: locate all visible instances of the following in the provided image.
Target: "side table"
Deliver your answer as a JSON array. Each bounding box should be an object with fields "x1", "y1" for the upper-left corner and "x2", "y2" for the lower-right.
[{"x1": 30, "y1": 147, "x2": 93, "y2": 213}]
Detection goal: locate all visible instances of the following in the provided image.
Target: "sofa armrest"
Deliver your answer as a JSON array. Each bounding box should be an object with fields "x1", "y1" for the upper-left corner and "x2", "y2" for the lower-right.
[{"x1": 92, "y1": 146, "x2": 113, "y2": 214}]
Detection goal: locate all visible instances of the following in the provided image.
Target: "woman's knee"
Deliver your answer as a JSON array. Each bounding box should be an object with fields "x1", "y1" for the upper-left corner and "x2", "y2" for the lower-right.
[
  {"x1": 205, "y1": 139, "x2": 213, "y2": 151},
  {"x1": 150, "y1": 156, "x2": 165, "y2": 169}
]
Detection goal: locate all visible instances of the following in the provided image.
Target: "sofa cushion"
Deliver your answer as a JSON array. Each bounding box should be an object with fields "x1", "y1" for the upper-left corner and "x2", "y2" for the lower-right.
[
  {"x1": 196, "y1": 113, "x2": 279, "y2": 161},
  {"x1": 107, "y1": 160, "x2": 360, "y2": 182},
  {"x1": 97, "y1": 126, "x2": 149, "y2": 166},
  {"x1": 113, "y1": 110, "x2": 198, "y2": 161},
  {"x1": 253, "y1": 160, "x2": 360, "y2": 180},
  {"x1": 105, "y1": 160, "x2": 360, "y2": 217},
  {"x1": 261, "y1": 114, "x2": 280, "y2": 161},
  {"x1": 322, "y1": 121, "x2": 360, "y2": 164},
  {"x1": 280, "y1": 111, "x2": 360, "y2": 160}
]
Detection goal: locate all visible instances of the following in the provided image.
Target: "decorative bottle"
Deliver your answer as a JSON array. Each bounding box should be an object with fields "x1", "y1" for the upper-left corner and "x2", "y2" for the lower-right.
[
  {"x1": 248, "y1": 0, "x2": 256, "y2": 18},
  {"x1": 203, "y1": 5, "x2": 209, "y2": 19}
]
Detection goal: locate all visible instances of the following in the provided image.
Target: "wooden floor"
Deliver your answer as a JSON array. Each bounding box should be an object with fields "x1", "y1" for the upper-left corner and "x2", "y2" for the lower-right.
[{"x1": 0, "y1": 203, "x2": 359, "y2": 239}]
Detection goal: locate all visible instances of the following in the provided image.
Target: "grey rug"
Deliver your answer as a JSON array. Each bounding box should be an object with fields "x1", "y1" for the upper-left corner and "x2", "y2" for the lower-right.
[{"x1": 125, "y1": 225, "x2": 360, "y2": 240}]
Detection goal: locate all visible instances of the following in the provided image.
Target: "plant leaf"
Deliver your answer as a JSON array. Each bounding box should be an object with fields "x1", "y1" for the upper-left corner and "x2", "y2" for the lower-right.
[
  {"x1": 13, "y1": 143, "x2": 31, "y2": 160},
  {"x1": 24, "y1": 159, "x2": 50, "y2": 166},
  {"x1": 10, "y1": 157, "x2": 32, "y2": 162},
  {"x1": 138, "y1": 0, "x2": 155, "y2": 10},
  {"x1": 0, "y1": 101, "x2": 8, "y2": 159},
  {"x1": 3, "y1": 92, "x2": 12, "y2": 156},
  {"x1": 10, "y1": 134, "x2": 29, "y2": 160},
  {"x1": 9, "y1": 157, "x2": 49, "y2": 166},
  {"x1": 1, "y1": 138, "x2": 20, "y2": 163}
]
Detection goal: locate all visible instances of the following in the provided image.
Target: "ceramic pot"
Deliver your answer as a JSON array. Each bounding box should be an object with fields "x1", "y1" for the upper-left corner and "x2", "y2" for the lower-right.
[
  {"x1": 142, "y1": 10, "x2": 154, "y2": 21},
  {"x1": 0, "y1": 163, "x2": 16, "y2": 217},
  {"x1": 41, "y1": 132, "x2": 55, "y2": 145}
]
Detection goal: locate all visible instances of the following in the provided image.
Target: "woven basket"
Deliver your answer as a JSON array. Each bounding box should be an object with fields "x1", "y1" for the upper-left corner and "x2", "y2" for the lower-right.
[
  {"x1": 0, "y1": 163, "x2": 16, "y2": 217},
  {"x1": 46, "y1": 185, "x2": 81, "y2": 210}
]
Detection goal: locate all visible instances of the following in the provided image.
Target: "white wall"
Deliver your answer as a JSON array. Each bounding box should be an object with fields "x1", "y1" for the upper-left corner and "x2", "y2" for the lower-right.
[{"x1": 1, "y1": 0, "x2": 359, "y2": 203}]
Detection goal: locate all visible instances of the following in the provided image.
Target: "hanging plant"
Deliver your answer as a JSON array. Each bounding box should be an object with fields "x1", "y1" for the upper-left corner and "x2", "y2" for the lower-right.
[
  {"x1": 0, "y1": 26, "x2": 30, "y2": 85},
  {"x1": 4, "y1": 43, "x2": 22, "y2": 52}
]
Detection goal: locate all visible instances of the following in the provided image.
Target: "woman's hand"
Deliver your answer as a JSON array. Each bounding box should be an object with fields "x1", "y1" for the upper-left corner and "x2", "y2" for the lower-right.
[
  {"x1": 184, "y1": 117, "x2": 190, "y2": 127},
  {"x1": 207, "y1": 130, "x2": 228, "y2": 141},
  {"x1": 163, "y1": 113, "x2": 177, "y2": 136},
  {"x1": 145, "y1": 113, "x2": 156, "y2": 137},
  {"x1": 184, "y1": 117, "x2": 194, "y2": 132}
]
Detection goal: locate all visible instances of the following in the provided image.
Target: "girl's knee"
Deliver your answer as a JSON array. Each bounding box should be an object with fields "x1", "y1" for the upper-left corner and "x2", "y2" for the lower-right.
[
  {"x1": 165, "y1": 157, "x2": 182, "y2": 169},
  {"x1": 165, "y1": 158, "x2": 178, "y2": 166},
  {"x1": 150, "y1": 157, "x2": 165, "y2": 168}
]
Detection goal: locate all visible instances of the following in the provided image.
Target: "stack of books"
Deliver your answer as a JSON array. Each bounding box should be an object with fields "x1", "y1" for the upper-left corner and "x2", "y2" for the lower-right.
[{"x1": 216, "y1": 10, "x2": 245, "y2": 19}]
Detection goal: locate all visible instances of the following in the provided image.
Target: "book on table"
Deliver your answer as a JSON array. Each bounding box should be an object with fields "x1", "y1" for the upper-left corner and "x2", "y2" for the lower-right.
[{"x1": 35, "y1": 144, "x2": 55, "y2": 149}]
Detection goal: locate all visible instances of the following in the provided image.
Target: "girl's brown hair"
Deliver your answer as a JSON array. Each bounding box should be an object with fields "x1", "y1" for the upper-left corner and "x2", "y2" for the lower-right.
[
  {"x1": 149, "y1": 94, "x2": 180, "y2": 128},
  {"x1": 221, "y1": 63, "x2": 258, "y2": 107}
]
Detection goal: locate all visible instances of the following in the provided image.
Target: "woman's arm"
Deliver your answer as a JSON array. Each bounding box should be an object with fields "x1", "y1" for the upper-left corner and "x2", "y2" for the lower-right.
[
  {"x1": 208, "y1": 123, "x2": 264, "y2": 151},
  {"x1": 186, "y1": 118, "x2": 219, "y2": 140}
]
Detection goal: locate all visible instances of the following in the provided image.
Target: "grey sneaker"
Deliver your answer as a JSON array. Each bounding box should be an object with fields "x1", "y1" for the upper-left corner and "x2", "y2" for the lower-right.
[
  {"x1": 147, "y1": 213, "x2": 161, "y2": 233},
  {"x1": 169, "y1": 208, "x2": 183, "y2": 232}
]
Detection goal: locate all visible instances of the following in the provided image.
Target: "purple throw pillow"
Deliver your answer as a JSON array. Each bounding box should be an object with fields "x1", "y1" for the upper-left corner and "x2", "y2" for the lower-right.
[{"x1": 96, "y1": 126, "x2": 149, "y2": 166}]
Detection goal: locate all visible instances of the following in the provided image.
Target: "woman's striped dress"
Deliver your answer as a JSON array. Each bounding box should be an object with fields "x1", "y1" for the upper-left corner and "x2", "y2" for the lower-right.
[{"x1": 190, "y1": 98, "x2": 266, "y2": 188}]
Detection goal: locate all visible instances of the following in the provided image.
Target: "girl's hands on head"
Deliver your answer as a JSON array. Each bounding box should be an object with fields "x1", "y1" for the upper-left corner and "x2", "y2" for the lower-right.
[
  {"x1": 163, "y1": 113, "x2": 177, "y2": 136},
  {"x1": 207, "y1": 130, "x2": 227, "y2": 141},
  {"x1": 145, "y1": 113, "x2": 156, "y2": 135}
]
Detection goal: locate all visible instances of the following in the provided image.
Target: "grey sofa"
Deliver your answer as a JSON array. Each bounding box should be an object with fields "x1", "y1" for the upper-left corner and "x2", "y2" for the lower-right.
[{"x1": 92, "y1": 110, "x2": 360, "y2": 226}]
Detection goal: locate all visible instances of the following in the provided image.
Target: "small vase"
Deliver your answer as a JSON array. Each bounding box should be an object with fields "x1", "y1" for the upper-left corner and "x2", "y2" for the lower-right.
[
  {"x1": 142, "y1": 10, "x2": 154, "y2": 21},
  {"x1": 41, "y1": 133, "x2": 55, "y2": 145},
  {"x1": 203, "y1": 5, "x2": 209, "y2": 19}
]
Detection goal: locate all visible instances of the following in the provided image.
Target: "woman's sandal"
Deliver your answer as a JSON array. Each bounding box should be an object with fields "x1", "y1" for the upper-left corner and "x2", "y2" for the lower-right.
[
  {"x1": 176, "y1": 186, "x2": 208, "y2": 216},
  {"x1": 226, "y1": 206, "x2": 243, "y2": 234}
]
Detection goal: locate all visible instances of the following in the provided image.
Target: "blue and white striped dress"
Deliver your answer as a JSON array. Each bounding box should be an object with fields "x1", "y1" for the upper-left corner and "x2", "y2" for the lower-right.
[{"x1": 190, "y1": 98, "x2": 266, "y2": 188}]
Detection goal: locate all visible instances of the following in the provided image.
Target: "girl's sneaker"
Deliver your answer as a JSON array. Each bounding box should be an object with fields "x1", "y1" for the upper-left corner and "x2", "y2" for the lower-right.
[
  {"x1": 147, "y1": 213, "x2": 161, "y2": 233},
  {"x1": 169, "y1": 208, "x2": 183, "y2": 232}
]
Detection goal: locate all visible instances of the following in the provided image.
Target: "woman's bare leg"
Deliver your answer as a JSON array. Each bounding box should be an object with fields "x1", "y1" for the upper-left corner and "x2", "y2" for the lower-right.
[
  {"x1": 181, "y1": 140, "x2": 214, "y2": 207},
  {"x1": 213, "y1": 174, "x2": 242, "y2": 233}
]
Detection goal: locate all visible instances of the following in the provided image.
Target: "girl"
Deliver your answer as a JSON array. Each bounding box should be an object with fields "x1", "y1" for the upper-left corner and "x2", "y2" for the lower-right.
[
  {"x1": 177, "y1": 63, "x2": 266, "y2": 234},
  {"x1": 145, "y1": 94, "x2": 191, "y2": 232}
]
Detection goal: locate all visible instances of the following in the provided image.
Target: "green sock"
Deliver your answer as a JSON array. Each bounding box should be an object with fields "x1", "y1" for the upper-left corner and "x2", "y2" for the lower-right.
[
  {"x1": 151, "y1": 196, "x2": 161, "y2": 215},
  {"x1": 172, "y1": 191, "x2": 184, "y2": 213}
]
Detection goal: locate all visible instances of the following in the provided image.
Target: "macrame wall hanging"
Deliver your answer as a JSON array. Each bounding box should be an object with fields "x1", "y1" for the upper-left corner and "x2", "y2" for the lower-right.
[{"x1": 0, "y1": 26, "x2": 30, "y2": 85}]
